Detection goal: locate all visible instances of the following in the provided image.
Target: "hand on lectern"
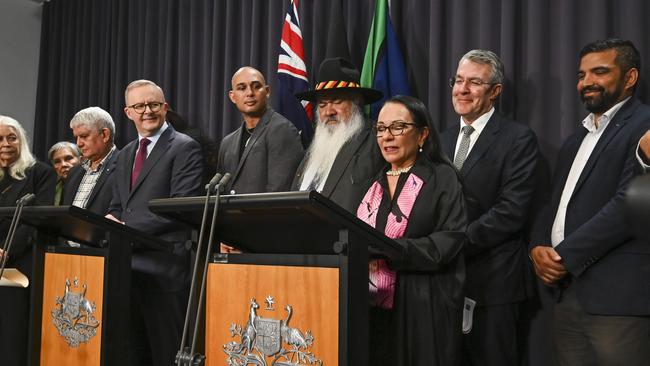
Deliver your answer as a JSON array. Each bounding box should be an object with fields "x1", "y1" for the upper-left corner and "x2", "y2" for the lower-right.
[
  {"x1": 220, "y1": 243, "x2": 241, "y2": 254},
  {"x1": 640, "y1": 130, "x2": 650, "y2": 163},
  {"x1": 0, "y1": 248, "x2": 6, "y2": 262},
  {"x1": 105, "y1": 213, "x2": 125, "y2": 225}
]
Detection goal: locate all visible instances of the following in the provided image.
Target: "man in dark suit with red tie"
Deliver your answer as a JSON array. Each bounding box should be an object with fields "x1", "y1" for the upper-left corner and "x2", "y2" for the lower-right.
[
  {"x1": 440, "y1": 49, "x2": 539, "y2": 366},
  {"x1": 530, "y1": 39, "x2": 650, "y2": 365},
  {"x1": 106, "y1": 79, "x2": 203, "y2": 366}
]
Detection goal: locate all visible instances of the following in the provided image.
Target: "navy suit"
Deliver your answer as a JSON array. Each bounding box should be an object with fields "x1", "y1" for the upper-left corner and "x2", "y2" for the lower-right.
[
  {"x1": 217, "y1": 108, "x2": 303, "y2": 194},
  {"x1": 531, "y1": 98, "x2": 650, "y2": 316},
  {"x1": 62, "y1": 147, "x2": 119, "y2": 215},
  {"x1": 108, "y1": 125, "x2": 203, "y2": 366},
  {"x1": 441, "y1": 113, "x2": 539, "y2": 366}
]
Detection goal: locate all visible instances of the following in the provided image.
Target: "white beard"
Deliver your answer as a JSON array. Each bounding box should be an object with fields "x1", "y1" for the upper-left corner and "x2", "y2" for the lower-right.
[{"x1": 299, "y1": 105, "x2": 366, "y2": 191}]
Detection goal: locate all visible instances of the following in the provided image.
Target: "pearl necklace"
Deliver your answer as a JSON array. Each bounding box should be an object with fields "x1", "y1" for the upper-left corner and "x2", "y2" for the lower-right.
[{"x1": 386, "y1": 165, "x2": 413, "y2": 176}]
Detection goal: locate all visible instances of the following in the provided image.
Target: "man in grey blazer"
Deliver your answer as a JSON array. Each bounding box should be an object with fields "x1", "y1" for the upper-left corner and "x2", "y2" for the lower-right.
[
  {"x1": 217, "y1": 66, "x2": 303, "y2": 194},
  {"x1": 106, "y1": 80, "x2": 203, "y2": 366},
  {"x1": 62, "y1": 106, "x2": 119, "y2": 215},
  {"x1": 293, "y1": 57, "x2": 384, "y2": 213}
]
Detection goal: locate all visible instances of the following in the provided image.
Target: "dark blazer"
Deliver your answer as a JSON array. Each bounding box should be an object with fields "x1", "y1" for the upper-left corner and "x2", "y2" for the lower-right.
[
  {"x1": 108, "y1": 125, "x2": 203, "y2": 290},
  {"x1": 1, "y1": 161, "x2": 56, "y2": 275},
  {"x1": 61, "y1": 147, "x2": 119, "y2": 215},
  {"x1": 292, "y1": 124, "x2": 384, "y2": 213},
  {"x1": 217, "y1": 108, "x2": 303, "y2": 194},
  {"x1": 441, "y1": 113, "x2": 538, "y2": 305},
  {"x1": 362, "y1": 158, "x2": 467, "y2": 366},
  {"x1": 531, "y1": 97, "x2": 650, "y2": 315}
]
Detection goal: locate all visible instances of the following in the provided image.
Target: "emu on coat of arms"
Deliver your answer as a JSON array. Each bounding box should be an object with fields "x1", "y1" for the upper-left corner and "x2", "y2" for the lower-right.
[
  {"x1": 223, "y1": 297, "x2": 322, "y2": 366},
  {"x1": 51, "y1": 277, "x2": 100, "y2": 347}
]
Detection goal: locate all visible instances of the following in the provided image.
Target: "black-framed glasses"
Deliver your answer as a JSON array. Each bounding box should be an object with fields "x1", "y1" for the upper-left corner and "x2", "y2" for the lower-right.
[
  {"x1": 373, "y1": 121, "x2": 416, "y2": 137},
  {"x1": 449, "y1": 77, "x2": 496, "y2": 88},
  {"x1": 127, "y1": 102, "x2": 164, "y2": 114}
]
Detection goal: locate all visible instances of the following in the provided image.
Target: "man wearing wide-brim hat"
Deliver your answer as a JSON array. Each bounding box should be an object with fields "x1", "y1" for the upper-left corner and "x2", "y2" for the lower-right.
[{"x1": 292, "y1": 57, "x2": 385, "y2": 213}]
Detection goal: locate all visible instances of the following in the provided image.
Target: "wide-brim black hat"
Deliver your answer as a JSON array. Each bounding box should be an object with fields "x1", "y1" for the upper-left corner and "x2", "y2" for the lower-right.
[{"x1": 295, "y1": 57, "x2": 383, "y2": 104}]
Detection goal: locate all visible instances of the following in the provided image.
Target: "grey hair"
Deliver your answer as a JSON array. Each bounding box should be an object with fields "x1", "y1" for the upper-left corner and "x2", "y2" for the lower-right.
[
  {"x1": 48, "y1": 141, "x2": 81, "y2": 163},
  {"x1": 69, "y1": 106, "x2": 116, "y2": 144},
  {"x1": 124, "y1": 79, "x2": 166, "y2": 105},
  {"x1": 0, "y1": 115, "x2": 36, "y2": 180},
  {"x1": 460, "y1": 49, "x2": 505, "y2": 84}
]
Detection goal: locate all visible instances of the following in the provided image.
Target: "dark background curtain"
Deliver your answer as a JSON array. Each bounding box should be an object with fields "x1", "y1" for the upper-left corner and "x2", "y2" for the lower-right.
[{"x1": 33, "y1": 1, "x2": 650, "y2": 365}]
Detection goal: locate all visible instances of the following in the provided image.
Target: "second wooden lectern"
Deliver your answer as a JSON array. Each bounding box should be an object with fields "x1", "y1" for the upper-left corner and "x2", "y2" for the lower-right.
[{"x1": 151, "y1": 191, "x2": 402, "y2": 366}]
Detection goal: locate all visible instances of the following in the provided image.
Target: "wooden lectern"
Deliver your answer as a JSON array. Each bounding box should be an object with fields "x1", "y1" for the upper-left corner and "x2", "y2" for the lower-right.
[
  {"x1": 0, "y1": 205, "x2": 169, "y2": 366},
  {"x1": 150, "y1": 191, "x2": 402, "y2": 366}
]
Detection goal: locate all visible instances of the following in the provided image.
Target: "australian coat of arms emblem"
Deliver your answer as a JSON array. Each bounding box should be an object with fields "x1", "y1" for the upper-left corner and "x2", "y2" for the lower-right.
[
  {"x1": 223, "y1": 296, "x2": 323, "y2": 366},
  {"x1": 51, "y1": 277, "x2": 100, "y2": 347}
]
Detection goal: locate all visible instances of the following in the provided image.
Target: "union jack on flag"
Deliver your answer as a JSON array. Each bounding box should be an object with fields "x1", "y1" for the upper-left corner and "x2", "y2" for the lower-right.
[{"x1": 276, "y1": 0, "x2": 313, "y2": 146}]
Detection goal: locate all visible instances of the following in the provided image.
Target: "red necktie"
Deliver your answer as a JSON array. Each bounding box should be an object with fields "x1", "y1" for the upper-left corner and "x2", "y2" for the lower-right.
[{"x1": 131, "y1": 138, "x2": 150, "y2": 189}]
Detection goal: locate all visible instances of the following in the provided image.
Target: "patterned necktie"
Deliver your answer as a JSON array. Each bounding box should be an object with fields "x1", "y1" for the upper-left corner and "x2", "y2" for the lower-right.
[
  {"x1": 131, "y1": 138, "x2": 150, "y2": 188},
  {"x1": 453, "y1": 125, "x2": 475, "y2": 170}
]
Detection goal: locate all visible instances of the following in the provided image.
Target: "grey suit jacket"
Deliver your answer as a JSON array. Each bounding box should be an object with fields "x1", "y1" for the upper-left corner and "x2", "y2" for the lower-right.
[
  {"x1": 292, "y1": 124, "x2": 384, "y2": 213},
  {"x1": 108, "y1": 125, "x2": 203, "y2": 290},
  {"x1": 62, "y1": 147, "x2": 120, "y2": 215},
  {"x1": 217, "y1": 108, "x2": 303, "y2": 194}
]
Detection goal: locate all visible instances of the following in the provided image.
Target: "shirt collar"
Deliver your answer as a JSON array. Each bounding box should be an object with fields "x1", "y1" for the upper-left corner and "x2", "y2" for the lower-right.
[
  {"x1": 139, "y1": 121, "x2": 169, "y2": 145},
  {"x1": 459, "y1": 107, "x2": 494, "y2": 135},
  {"x1": 83, "y1": 145, "x2": 116, "y2": 173},
  {"x1": 582, "y1": 97, "x2": 630, "y2": 133}
]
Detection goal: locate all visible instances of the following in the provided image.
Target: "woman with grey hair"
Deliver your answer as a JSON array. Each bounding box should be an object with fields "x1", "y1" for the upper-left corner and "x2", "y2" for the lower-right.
[
  {"x1": 0, "y1": 115, "x2": 56, "y2": 366},
  {"x1": 48, "y1": 141, "x2": 81, "y2": 204}
]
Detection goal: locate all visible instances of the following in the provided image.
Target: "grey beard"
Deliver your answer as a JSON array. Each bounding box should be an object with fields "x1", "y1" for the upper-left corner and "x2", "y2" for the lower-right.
[{"x1": 299, "y1": 106, "x2": 366, "y2": 191}]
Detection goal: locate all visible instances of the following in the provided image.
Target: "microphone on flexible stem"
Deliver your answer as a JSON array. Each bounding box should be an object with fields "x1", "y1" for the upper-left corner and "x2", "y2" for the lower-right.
[
  {"x1": 177, "y1": 172, "x2": 226, "y2": 366},
  {"x1": 216, "y1": 173, "x2": 231, "y2": 193},
  {"x1": 0, "y1": 193, "x2": 36, "y2": 279}
]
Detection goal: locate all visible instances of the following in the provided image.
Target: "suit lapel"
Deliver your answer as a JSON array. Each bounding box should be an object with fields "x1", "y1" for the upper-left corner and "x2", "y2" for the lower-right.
[
  {"x1": 130, "y1": 128, "x2": 174, "y2": 196},
  {"x1": 442, "y1": 126, "x2": 460, "y2": 161},
  {"x1": 572, "y1": 98, "x2": 637, "y2": 194},
  {"x1": 461, "y1": 115, "x2": 500, "y2": 175},
  {"x1": 321, "y1": 127, "x2": 370, "y2": 197},
  {"x1": 86, "y1": 149, "x2": 117, "y2": 205},
  {"x1": 233, "y1": 110, "x2": 272, "y2": 184}
]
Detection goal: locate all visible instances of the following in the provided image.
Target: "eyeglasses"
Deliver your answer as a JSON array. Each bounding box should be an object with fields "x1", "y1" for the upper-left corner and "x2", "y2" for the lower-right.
[
  {"x1": 374, "y1": 121, "x2": 416, "y2": 137},
  {"x1": 449, "y1": 77, "x2": 496, "y2": 88},
  {"x1": 127, "y1": 102, "x2": 164, "y2": 114}
]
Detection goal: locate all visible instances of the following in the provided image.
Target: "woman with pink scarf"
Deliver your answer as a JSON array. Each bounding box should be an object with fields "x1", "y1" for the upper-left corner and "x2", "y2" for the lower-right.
[{"x1": 357, "y1": 96, "x2": 466, "y2": 366}]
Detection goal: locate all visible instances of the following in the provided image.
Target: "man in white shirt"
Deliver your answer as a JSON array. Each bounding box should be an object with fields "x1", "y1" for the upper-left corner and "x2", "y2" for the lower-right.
[{"x1": 530, "y1": 38, "x2": 650, "y2": 366}]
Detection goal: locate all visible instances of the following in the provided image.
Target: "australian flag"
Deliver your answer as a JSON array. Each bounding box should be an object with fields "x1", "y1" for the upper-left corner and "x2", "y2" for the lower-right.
[{"x1": 276, "y1": 0, "x2": 313, "y2": 147}]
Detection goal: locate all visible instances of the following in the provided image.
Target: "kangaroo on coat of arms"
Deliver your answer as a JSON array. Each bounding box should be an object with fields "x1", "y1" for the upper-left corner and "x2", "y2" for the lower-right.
[
  {"x1": 51, "y1": 277, "x2": 100, "y2": 348},
  {"x1": 224, "y1": 297, "x2": 322, "y2": 366}
]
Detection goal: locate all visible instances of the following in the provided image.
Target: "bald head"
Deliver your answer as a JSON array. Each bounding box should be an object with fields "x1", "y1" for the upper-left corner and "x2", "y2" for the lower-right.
[{"x1": 229, "y1": 66, "x2": 270, "y2": 121}]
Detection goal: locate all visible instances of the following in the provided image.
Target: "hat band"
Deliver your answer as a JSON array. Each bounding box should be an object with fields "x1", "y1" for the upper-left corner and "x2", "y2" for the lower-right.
[{"x1": 315, "y1": 80, "x2": 361, "y2": 91}]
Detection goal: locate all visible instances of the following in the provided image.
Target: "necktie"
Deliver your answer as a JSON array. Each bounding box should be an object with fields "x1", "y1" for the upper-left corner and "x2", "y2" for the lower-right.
[
  {"x1": 131, "y1": 138, "x2": 150, "y2": 188},
  {"x1": 453, "y1": 125, "x2": 475, "y2": 170}
]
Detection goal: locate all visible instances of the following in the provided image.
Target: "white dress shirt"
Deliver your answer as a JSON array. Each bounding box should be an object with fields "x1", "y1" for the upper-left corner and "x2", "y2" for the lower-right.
[
  {"x1": 551, "y1": 97, "x2": 629, "y2": 247},
  {"x1": 454, "y1": 108, "x2": 495, "y2": 157}
]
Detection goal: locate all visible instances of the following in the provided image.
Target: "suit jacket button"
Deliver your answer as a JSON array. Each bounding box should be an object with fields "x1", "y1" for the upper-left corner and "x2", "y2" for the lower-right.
[{"x1": 126, "y1": 208, "x2": 132, "y2": 213}]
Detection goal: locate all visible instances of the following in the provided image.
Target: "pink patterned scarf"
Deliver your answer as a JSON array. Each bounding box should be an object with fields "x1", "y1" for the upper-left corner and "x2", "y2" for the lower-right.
[{"x1": 357, "y1": 173, "x2": 424, "y2": 309}]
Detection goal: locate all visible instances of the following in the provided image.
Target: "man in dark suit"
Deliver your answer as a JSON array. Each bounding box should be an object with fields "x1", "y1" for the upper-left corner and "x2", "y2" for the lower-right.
[
  {"x1": 293, "y1": 57, "x2": 384, "y2": 213},
  {"x1": 530, "y1": 39, "x2": 650, "y2": 365},
  {"x1": 440, "y1": 49, "x2": 538, "y2": 366},
  {"x1": 217, "y1": 66, "x2": 303, "y2": 194},
  {"x1": 106, "y1": 80, "x2": 203, "y2": 366},
  {"x1": 62, "y1": 107, "x2": 119, "y2": 214}
]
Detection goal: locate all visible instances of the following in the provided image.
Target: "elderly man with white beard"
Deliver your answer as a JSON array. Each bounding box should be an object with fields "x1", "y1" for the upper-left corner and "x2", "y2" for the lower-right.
[{"x1": 293, "y1": 57, "x2": 385, "y2": 213}]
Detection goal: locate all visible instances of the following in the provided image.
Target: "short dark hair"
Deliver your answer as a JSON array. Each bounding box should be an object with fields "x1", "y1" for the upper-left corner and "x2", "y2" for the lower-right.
[{"x1": 579, "y1": 38, "x2": 641, "y2": 73}]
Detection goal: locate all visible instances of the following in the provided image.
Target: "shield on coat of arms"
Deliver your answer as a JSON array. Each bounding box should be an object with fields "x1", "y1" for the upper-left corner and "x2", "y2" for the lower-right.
[{"x1": 254, "y1": 317, "x2": 281, "y2": 356}]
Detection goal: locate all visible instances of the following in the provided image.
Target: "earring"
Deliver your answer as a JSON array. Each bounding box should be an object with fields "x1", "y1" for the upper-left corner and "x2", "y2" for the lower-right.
[{"x1": 418, "y1": 145, "x2": 423, "y2": 153}]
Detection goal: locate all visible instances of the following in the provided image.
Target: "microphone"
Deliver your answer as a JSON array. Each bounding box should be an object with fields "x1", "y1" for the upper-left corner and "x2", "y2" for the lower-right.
[
  {"x1": 205, "y1": 172, "x2": 223, "y2": 192},
  {"x1": 216, "y1": 173, "x2": 231, "y2": 193},
  {"x1": 16, "y1": 193, "x2": 36, "y2": 205}
]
